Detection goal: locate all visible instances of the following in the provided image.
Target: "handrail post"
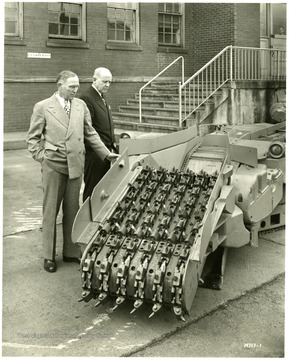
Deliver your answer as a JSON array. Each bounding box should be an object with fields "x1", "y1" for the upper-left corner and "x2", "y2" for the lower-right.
[
  {"x1": 139, "y1": 88, "x2": 142, "y2": 123},
  {"x1": 277, "y1": 50, "x2": 280, "y2": 80},
  {"x1": 179, "y1": 81, "x2": 182, "y2": 127},
  {"x1": 182, "y1": 57, "x2": 184, "y2": 84},
  {"x1": 230, "y1": 45, "x2": 233, "y2": 81}
]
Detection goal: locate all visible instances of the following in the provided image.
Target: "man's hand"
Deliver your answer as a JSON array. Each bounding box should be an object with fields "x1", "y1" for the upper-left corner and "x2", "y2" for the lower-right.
[{"x1": 106, "y1": 153, "x2": 120, "y2": 162}]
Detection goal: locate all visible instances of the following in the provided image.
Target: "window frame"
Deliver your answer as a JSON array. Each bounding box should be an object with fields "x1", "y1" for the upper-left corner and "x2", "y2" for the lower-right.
[
  {"x1": 4, "y1": 2, "x2": 23, "y2": 39},
  {"x1": 158, "y1": 3, "x2": 184, "y2": 48},
  {"x1": 48, "y1": 2, "x2": 86, "y2": 42},
  {"x1": 107, "y1": 2, "x2": 139, "y2": 45}
]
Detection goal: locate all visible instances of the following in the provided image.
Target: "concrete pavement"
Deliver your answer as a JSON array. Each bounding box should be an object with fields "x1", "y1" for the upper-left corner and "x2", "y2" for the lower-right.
[{"x1": 1, "y1": 149, "x2": 286, "y2": 357}]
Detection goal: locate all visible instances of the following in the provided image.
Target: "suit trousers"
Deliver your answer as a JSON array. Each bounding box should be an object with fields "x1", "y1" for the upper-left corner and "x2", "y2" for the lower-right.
[
  {"x1": 41, "y1": 163, "x2": 82, "y2": 260},
  {"x1": 83, "y1": 150, "x2": 110, "y2": 202}
]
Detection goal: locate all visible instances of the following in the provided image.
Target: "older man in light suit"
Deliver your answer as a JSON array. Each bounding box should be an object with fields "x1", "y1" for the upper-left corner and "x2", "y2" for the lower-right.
[{"x1": 27, "y1": 70, "x2": 118, "y2": 273}]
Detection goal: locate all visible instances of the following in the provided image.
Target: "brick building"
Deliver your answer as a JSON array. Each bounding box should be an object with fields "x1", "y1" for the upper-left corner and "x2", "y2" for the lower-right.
[{"x1": 3, "y1": 2, "x2": 287, "y2": 133}]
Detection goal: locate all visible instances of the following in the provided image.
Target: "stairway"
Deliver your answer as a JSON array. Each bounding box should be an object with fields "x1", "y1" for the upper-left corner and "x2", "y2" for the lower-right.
[{"x1": 112, "y1": 81, "x2": 228, "y2": 135}]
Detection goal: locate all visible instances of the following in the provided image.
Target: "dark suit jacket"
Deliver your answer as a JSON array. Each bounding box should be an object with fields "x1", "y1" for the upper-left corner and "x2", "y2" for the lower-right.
[{"x1": 79, "y1": 86, "x2": 116, "y2": 151}]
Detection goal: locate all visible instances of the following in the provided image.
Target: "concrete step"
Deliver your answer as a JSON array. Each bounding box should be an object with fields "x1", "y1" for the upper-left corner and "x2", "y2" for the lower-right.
[
  {"x1": 127, "y1": 98, "x2": 167, "y2": 108},
  {"x1": 112, "y1": 112, "x2": 180, "y2": 127},
  {"x1": 150, "y1": 82, "x2": 179, "y2": 90},
  {"x1": 113, "y1": 120, "x2": 180, "y2": 134},
  {"x1": 142, "y1": 87, "x2": 178, "y2": 95},
  {"x1": 137, "y1": 122, "x2": 180, "y2": 133},
  {"x1": 4, "y1": 132, "x2": 27, "y2": 150},
  {"x1": 136, "y1": 92, "x2": 218, "y2": 102},
  {"x1": 150, "y1": 82, "x2": 223, "y2": 91},
  {"x1": 118, "y1": 105, "x2": 191, "y2": 118},
  {"x1": 126, "y1": 98, "x2": 212, "y2": 109}
]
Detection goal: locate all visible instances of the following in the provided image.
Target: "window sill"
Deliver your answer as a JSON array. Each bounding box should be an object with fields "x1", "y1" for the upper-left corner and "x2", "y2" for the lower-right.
[
  {"x1": 46, "y1": 39, "x2": 90, "y2": 49},
  {"x1": 157, "y1": 46, "x2": 188, "y2": 54},
  {"x1": 106, "y1": 42, "x2": 143, "y2": 51},
  {"x1": 5, "y1": 38, "x2": 27, "y2": 46}
]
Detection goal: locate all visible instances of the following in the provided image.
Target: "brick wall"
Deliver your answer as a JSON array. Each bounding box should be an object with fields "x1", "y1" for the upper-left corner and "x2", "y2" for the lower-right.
[
  {"x1": 4, "y1": 83, "x2": 57, "y2": 133},
  {"x1": 3, "y1": 80, "x2": 144, "y2": 133},
  {"x1": 187, "y1": 3, "x2": 235, "y2": 73},
  {"x1": 4, "y1": 2, "x2": 263, "y2": 133},
  {"x1": 235, "y1": 3, "x2": 260, "y2": 47}
]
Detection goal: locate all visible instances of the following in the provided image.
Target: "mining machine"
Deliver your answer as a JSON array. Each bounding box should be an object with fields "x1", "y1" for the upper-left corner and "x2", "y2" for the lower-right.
[{"x1": 72, "y1": 121, "x2": 285, "y2": 320}]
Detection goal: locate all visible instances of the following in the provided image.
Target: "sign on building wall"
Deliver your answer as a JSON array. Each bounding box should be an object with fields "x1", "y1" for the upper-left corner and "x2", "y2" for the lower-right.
[{"x1": 27, "y1": 53, "x2": 51, "y2": 59}]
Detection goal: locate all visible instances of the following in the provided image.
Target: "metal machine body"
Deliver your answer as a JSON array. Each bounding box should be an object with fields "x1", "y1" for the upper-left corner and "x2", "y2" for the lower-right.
[{"x1": 72, "y1": 122, "x2": 285, "y2": 320}]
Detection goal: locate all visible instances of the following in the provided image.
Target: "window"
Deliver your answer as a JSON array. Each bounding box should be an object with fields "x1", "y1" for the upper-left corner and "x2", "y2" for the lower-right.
[
  {"x1": 158, "y1": 3, "x2": 183, "y2": 46},
  {"x1": 48, "y1": 2, "x2": 85, "y2": 40},
  {"x1": 5, "y1": 2, "x2": 23, "y2": 38},
  {"x1": 107, "y1": 3, "x2": 138, "y2": 43},
  {"x1": 272, "y1": 3, "x2": 286, "y2": 35},
  {"x1": 260, "y1": 3, "x2": 286, "y2": 37}
]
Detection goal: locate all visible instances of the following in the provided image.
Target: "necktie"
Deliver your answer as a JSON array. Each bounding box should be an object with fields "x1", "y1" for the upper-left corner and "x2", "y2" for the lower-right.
[
  {"x1": 101, "y1": 94, "x2": 106, "y2": 106},
  {"x1": 64, "y1": 100, "x2": 70, "y2": 117}
]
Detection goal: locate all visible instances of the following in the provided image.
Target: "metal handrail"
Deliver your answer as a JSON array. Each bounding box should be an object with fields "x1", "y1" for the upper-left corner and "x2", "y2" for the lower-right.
[
  {"x1": 179, "y1": 45, "x2": 232, "y2": 126},
  {"x1": 138, "y1": 46, "x2": 286, "y2": 128},
  {"x1": 179, "y1": 45, "x2": 286, "y2": 126},
  {"x1": 182, "y1": 46, "x2": 232, "y2": 88},
  {"x1": 139, "y1": 56, "x2": 184, "y2": 123}
]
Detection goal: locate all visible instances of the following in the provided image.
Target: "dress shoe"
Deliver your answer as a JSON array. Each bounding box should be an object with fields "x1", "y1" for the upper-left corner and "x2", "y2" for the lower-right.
[
  {"x1": 63, "y1": 256, "x2": 80, "y2": 264},
  {"x1": 44, "y1": 259, "x2": 57, "y2": 273}
]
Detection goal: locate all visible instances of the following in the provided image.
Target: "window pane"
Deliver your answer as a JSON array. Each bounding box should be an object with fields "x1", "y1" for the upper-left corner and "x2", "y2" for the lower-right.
[
  {"x1": 71, "y1": 4, "x2": 80, "y2": 13},
  {"x1": 60, "y1": 13, "x2": 69, "y2": 24},
  {"x1": 60, "y1": 24, "x2": 69, "y2": 36},
  {"x1": 116, "y1": 30, "x2": 124, "y2": 40},
  {"x1": 71, "y1": 16, "x2": 79, "y2": 25},
  {"x1": 110, "y1": 2, "x2": 136, "y2": 9},
  {"x1": 108, "y1": 8, "x2": 115, "y2": 18},
  {"x1": 107, "y1": 28, "x2": 115, "y2": 40},
  {"x1": 116, "y1": 9, "x2": 124, "y2": 19},
  {"x1": 49, "y1": 13, "x2": 59, "y2": 23},
  {"x1": 172, "y1": 3, "x2": 181, "y2": 14},
  {"x1": 63, "y1": 3, "x2": 71, "y2": 12},
  {"x1": 71, "y1": 25, "x2": 78, "y2": 36},
  {"x1": 5, "y1": 21, "x2": 16, "y2": 34},
  {"x1": 5, "y1": 8, "x2": 17, "y2": 20},
  {"x1": 5, "y1": 2, "x2": 19, "y2": 36},
  {"x1": 125, "y1": 10, "x2": 133, "y2": 21}
]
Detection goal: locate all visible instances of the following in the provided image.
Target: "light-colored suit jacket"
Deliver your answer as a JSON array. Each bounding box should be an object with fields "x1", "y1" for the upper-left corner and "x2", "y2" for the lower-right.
[{"x1": 26, "y1": 94, "x2": 110, "y2": 179}]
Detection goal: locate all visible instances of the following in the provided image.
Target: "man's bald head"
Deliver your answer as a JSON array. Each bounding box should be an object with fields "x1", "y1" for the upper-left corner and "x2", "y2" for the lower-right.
[{"x1": 93, "y1": 67, "x2": 112, "y2": 94}]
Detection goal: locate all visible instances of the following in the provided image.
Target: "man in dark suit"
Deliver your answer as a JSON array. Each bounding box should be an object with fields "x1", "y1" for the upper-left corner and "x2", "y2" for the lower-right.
[
  {"x1": 79, "y1": 67, "x2": 117, "y2": 201},
  {"x1": 26, "y1": 70, "x2": 119, "y2": 273}
]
